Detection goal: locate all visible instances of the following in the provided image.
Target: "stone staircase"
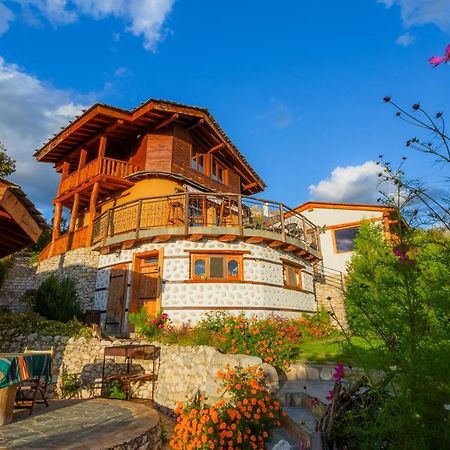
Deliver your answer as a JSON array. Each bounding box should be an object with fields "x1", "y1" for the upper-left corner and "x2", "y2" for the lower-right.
[{"x1": 266, "y1": 363, "x2": 337, "y2": 449}]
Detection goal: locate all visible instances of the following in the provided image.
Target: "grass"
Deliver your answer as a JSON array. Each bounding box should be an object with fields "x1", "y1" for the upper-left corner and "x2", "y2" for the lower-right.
[{"x1": 294, "y1": 334, "x2": 384, "y2": 369}]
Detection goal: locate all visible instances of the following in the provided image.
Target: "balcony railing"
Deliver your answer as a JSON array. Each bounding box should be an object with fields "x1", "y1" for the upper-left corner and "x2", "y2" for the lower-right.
[
  {"x1": 39, "y1": 226, "x2": 89, "y2": 261},
  {"x1": 92, "y1": 193, "x2": 321, "y2": 257},
  {"x1": 59, "y1": 157, "x2": 140, "y2": 195}
]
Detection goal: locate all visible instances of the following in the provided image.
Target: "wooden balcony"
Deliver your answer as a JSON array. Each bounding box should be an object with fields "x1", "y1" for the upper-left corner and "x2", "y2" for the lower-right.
[
  {"x1": 59, "y1": 157, "x2": 140, "y2": 197},
  {"x1": 91, "y1": 193, "x2": 322, "y2": 261}
]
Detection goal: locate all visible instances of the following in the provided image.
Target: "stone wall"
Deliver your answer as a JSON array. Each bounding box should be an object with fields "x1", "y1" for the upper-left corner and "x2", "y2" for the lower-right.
[
  {"x1": 315, "y1": 275, "x2": 348, "y2": 329},
  {"x1": 0, "y1": 252, "x2": 37, "y2": 313},
  {"x1": 0, "y1": 334, "x2": 278, "y2": 411},
  {"x1": 36, "y1": 247, "x2": 100, "y2": 310},
  {"x1": 96, "y1": 238, "x2": 317, "y2": 328}
]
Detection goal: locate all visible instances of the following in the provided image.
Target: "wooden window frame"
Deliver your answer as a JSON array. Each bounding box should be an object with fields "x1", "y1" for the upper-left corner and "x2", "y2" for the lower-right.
[
  {"x1": 211, "y1": 156, "x2": 228, "y2": 185},
  {"x1": 191, "y1": 149, "x2": 205, "y2": 174},
  {"x1": 282, "y1": 261, "x2": 304, "y2": 291},
  {"x1": 190, "y1": 252, "x2": 244, "y2": 282},
  {"x1": 331, "y1": 224, "x2": 360, "y2": 254}
]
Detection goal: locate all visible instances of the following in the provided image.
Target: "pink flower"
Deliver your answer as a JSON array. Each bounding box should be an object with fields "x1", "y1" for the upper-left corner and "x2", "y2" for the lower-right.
[
  {"x1": 333, "y1": 363, "x2": 345, "y2": 382},
  {"x1": 161, "y1": 313, "x2": 168, "y2": 320},
  {"x1": 429, "y1": 44, "x2": 450, "y2": 67},
  {"x1": 326, "y1": 389, "x2": 334, "y2": 401}
]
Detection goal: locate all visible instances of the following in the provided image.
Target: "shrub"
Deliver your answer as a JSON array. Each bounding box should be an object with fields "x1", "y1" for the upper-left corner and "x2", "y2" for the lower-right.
[
  {"x1": 0, "y1": 256, "x2": 11, "y2": 290},
  {"x1": 59, "y1": 370, "x2": 81, "y2": 399},
  {"x1": 170, "y1": 366, "x2": 282, "y2": 449},
  {"x1": 0, "y1": 311, "x2": 92, "y2": 338},
  {"x1": 219, "y1": 314, "x2": 299, "y2": 370},
  {"x1": 35, "y1": 275, "x2": 82, "y2": 323},
  {"x1": 128, "y1": 306, "x2": 171, "y2": 339},
  {"x1": 103, "y1": 380, "x2": 127, "y2": 400}
]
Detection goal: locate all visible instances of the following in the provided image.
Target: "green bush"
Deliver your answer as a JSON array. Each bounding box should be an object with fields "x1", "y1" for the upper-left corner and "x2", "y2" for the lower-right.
[
  {"x1": 0, "y1": 311, "x2": 92, "y2": 338},
  {"x1": 0, "y1": 256, "x2": 11, "y2": 290},
  {"x1": 35, "y1": 275, "x2": 82, "y2": 323},
  {"x1": 59, "y1": 370, "x2": 81, "y2": 399},
  {"x1": 103, "y1": 380, "x2": 126, "y2": 400},
  {"x1": 128, "y1": 306, "x2": 171, "y2": 339}
]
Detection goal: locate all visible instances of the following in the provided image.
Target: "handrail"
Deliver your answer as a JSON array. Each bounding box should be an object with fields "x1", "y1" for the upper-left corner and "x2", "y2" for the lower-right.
[
  {"x1": 59, "y1": 157, "x2": 140, "y2": 194},
  {"x1": 91, "y1": 192, "x2": 321, "y2": 254}
]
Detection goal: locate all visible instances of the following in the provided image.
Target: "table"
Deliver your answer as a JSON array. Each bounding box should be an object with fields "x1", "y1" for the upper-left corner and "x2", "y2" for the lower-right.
[
  {"x1": 101, "y1": 344, "x2": 159, "y2": 401},
  {"x1": 0, "y1": 353, "x2": 51, "y2": 426}
]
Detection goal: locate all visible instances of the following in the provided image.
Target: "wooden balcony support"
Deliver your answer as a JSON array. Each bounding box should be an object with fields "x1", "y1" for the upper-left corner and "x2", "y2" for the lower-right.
[{"x1": 87, "y1": 182, "x2": 100, "y2": 246}]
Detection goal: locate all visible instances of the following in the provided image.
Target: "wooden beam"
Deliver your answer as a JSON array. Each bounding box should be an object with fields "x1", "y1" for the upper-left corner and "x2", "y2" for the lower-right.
[
  {"x1": 56, "y1": 119, "x2": 124, "y2": 164},
  {"x1": 121, "y1": 239, "x2": 136, "y2": 250},
  {"x1": 153, "y1": 235, "x2": 172, "y2": 243},
  {"x1": 294, "y1": 249, "x2": 307, "y2": 256},
  {"x1": 154, "y1": 113, "x2": 179, "y2": 130},
  {"x1": 283, "y1": 244, "x2": 297, "y2": 252},
  {"x1": 207, "y1": 143, "x2": 225, "y2": 154},
  {"x1": 243, "y1": 182, "x2": 258, "y2": 191},
  {"x1": 186, "y1": 118, "x2": 205, "y2": 131},
  {"x1": 87, "y1": 182, "x2": 100, "y2": 246},
  {"x1": 186, "y1": 234, "x2": 204, "y2": 242},
  {"x1": 245, "y1": 237, "x2": 264, "y2": 244},
  {"x1": 218, "y1": 235, "x2": 237, "y2": 242},
  {"x1": 0, "y1": 189, "x2": 43, "y2": 243},
  {"x1": 268, "y1": 240, "x2": 284, "y2": 248}
]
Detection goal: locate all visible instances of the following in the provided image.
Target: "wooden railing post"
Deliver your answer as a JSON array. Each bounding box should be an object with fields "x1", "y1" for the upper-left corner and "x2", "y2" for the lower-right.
[
  {"x1": 237, "y1": 195, "x2": 243, "y2": 236},
  {"x1": 103, "y1": 209, "x2": 112, "y2": 247},
  {"x1": 136, "y1": 199, "x2": 143, "y2": 239},
  {"x1": 279, "y1": 204, "x2": 286, "y2": 241},
  {"x1": 184, "y1": 192, "x2": 190, "y2": 234},
  {"x1": 302, "y1": 216, "x2": 308, "y2": 248}
]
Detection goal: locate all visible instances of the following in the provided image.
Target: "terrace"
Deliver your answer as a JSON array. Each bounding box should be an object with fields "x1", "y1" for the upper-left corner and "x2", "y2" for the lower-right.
[{"x1": 91, "y1": 192, "x2": 321, "y2": 260}]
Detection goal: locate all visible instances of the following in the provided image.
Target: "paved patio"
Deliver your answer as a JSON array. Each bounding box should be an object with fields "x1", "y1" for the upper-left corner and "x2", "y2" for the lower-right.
[{"x1": 0, "y1": 399, "x2": 161, "y2": 449}]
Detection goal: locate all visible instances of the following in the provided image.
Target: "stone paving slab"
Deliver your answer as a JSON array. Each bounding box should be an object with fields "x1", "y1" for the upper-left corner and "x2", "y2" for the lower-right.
[{"x1": 0, "y1": 399, "x2": 160, "y2": 449}]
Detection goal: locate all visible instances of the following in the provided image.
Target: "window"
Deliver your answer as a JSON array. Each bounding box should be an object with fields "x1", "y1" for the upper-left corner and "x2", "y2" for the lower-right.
[
  {"x1": 190, "y1": 253, "x2": 243, "y2": 281},
  {"x1": 333, "y1": 226, "x2": 359, "y2": 253},
  {"x1": 283, "y1": 262, "x2": 303, "y2": 290},
  {"x1": 212, "y1": 157, "x2": 226, "y2": 184},
  {"x1": 191, "y1": 150, "x2": 205, "y2": 174}
]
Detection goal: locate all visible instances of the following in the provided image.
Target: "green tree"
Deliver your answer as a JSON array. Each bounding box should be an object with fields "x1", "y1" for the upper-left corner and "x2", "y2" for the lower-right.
[
  {"x1": 35, "y1": 275, "x2": 82, "y2": 323},
  {"x1": 0, "y1": 142, "x2": 16, "y2": 177},
  {"x1": 344, "y1": 223, "x2": 450, "y2": 449}
]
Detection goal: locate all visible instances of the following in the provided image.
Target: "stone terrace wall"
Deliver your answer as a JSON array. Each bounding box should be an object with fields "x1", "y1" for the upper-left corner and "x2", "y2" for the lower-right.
[
  {"x1": 36, "y1": 247, "x2": 99, "y2": 310},
  {"x1": 315, "y1": 276, "x2": 348, "y2": 329},
  {"x1": 0, "y1": 334, "x2": 278, "y2": 411},
  {"x1": 0, "y1": 252, "x2": 37, "y2": 313}
]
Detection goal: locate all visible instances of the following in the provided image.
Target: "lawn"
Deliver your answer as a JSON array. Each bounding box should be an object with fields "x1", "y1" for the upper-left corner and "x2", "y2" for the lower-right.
[{"x1": 295, "y1": 334, "x2": 384, "y2": 369}]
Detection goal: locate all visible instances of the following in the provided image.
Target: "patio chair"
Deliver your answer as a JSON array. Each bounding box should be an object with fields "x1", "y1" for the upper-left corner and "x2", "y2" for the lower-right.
[{"x1": 15, "y1": 347, "x2": 53, "y2": 415}]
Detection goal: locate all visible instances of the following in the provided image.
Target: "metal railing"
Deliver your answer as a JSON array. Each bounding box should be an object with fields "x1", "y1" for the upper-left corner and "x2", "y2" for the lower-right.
[{"x1": 91, "y1": 192, "x2": 321, "y2": 253}]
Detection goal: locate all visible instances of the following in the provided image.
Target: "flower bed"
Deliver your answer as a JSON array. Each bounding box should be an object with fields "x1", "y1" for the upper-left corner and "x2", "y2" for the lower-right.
[{"x1": 170, "y1": 366, "x2": 283, "y2": 450}]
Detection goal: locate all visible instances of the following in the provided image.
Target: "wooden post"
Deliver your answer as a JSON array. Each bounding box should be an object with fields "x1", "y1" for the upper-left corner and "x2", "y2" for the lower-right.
[
  {"x1": 184, "y1": 192, "x2": 189, "y2": 234},
  {"x1": 237, "y1": 195, "x2": 243, "y2": 236},
  {"x1": 135, "y1": 199, "x2": 143, "y2": 239},
  {"x1": 69, "y1": 193, "x2": 80, "y2": 234},
  {"x1": 279, "y1": 204, "x2": 286, "y2": 242},
  {"x1": 87, "y1": 182, "x2": 100, "y2": 246},
  {"x1": 302, "y1": 216, "x2": 308, "y2": 247},
  {"x1": 57, "y1": 161, "x2": 71, "y2": 195},
  {"x1": 76, "y1": 148, "x2": 87, "y2": 184},
  {"x1": 52, "y1": 202, "x2": 62, "y2": 240},
  {"x1": 103, "y1": 209, "x2": 112, "y2": 247},
  {"x1": 97, "y1": 135, "x2": 107, "y2": 173}
]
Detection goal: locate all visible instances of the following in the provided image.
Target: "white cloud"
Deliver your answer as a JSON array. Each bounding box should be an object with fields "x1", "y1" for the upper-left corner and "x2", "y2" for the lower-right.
[
  {"x1": 378, "y1": 0, "x2": 450, "y2": 32},
  {"x1": 0, "y1": 3, "x2": 15, "y2": 36},
  {"x1": 4, "y1": 0, "x2": 176, "y2": 51},
  {"x1": 0, "y1": 56, "x2": 86, "y2": 216},
  {"x1": 396, "y1": 31, "x2": 415, "y2": 46},
  {"x1": 308, "y1": 161, "x2": 381, "y2": 204}
]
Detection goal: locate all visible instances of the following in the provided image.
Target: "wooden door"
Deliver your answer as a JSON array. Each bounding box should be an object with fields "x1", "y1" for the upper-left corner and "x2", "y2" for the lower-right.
[
  {"x1": 106, "y1": 264, "x2": 128, "y2": 329},
  {"x1": 131, "y1": 252, "x2": 162, "y2": 317}
]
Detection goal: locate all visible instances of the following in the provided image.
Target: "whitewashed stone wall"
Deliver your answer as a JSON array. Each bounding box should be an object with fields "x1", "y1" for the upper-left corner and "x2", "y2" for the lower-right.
[
  {"x1": 0, "y1": 334, "x2": 278, "y2": 410},
  {"x1": 95, "y1": 238, "x2": 317, "y2": 327},
  {"x1": 37, "y1": 247, "x2": 100, "y2": 310}
]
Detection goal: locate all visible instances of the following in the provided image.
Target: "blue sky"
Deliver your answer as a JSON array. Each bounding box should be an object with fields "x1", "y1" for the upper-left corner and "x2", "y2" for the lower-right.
[{"x1": 0, "y1": 0, "x2": 449, "y2": 217}]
